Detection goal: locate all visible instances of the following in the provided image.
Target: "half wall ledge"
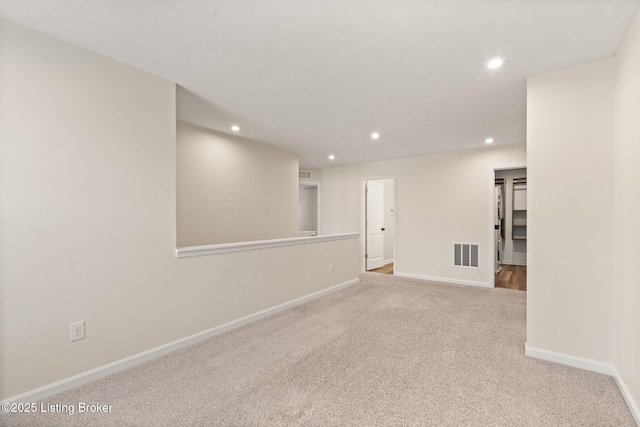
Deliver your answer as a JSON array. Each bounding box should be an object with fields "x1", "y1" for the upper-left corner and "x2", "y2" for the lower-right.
[{"x1": 176, "y1": 233, "x2": 360, "y2": 258}]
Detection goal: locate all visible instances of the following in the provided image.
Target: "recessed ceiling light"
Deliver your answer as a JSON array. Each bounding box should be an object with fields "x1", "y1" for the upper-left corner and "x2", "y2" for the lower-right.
[
  {"x1": 328, "y1": 154, "x2": 335, "y2": 161},
  {"x1": 485, "y1": 137, "x2": 494, "y2": 144},
  {"x1": 371, "y1": 132, "x2": 380, "y2": 140},
  {"x1": 486, "y1": 58, "x2": 504, "y2": 69},
  {"x1": 231, "y1": 125, "x2": 240, "y2": 132}
]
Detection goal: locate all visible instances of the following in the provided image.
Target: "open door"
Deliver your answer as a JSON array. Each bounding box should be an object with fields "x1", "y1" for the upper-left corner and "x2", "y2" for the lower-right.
[{"x1": 366, "y1": 181, "x2": 384, "y2": 270}]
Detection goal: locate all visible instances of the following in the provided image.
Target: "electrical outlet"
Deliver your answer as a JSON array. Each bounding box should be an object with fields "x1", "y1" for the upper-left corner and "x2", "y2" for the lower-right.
[
  {"x1": 70, "y1": 321, "x2": 85, "y2": 342},
  {"x1": 329, "y1": 262, "x2": 334, "y2": 272}
]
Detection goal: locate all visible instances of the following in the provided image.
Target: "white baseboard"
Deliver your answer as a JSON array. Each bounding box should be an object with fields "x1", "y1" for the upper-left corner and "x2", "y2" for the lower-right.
[
  {"x1": 525, "y1": 343, "x2": 615, "y2": 375},
  {"x1": 383, "y1": 258, "x2": 394, "y2": 266},
  {"x1": 613, "y1": 368, "x2": 640, "y2": 426},
  {"x1": 394, "y1": 272, "x2": 491, "y2": 288},
  {"x1": 2, "y1": 277, "x2": 360, "y2": 406},
  {"x1": 500, "y1": 260, "x2": 527, "y2": 266},
  {"x1": 525, "y1": 343, "x2": 640, "y2": 425}
]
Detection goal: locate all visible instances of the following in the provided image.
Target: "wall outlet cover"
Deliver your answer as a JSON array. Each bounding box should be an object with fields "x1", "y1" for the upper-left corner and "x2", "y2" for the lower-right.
[{"x1": 70, "y1": 320, "x2": 85, "y2": 342}]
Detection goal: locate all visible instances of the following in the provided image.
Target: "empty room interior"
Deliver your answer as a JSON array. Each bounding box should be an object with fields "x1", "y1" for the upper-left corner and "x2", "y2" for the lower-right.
[{"x1": 1, "y1": 1, "x2": 640, "y2": 426}]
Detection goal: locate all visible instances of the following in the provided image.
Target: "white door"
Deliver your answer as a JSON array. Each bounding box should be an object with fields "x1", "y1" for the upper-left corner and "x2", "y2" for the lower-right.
[{"x1": 366, "y1": 181, "x2": 384, "y2": 270}]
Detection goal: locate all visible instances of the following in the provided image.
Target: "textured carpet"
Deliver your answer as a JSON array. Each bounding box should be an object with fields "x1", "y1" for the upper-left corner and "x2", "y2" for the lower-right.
[{"x1": 2, "y1": 273, "x2": 635, "y2": 426}]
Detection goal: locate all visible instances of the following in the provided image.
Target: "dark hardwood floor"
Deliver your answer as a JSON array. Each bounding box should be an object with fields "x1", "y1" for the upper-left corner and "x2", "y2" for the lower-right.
[{"x1": 495, "y1": 265, "x2": 526, "y2": 291}]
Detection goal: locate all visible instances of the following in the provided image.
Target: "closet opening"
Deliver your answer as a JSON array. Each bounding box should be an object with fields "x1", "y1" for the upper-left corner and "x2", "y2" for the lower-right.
[{"x1": 493, "y1": 167, "x2": 527, "y2": 291}]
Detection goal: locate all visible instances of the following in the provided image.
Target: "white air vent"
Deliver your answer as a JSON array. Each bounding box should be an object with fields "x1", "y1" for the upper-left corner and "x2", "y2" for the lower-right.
[
  {"x1": 299, "y1": 171, "x2": 311, "y2": 180},
  {"x1": 454, "y1": 243, "x2": 479, "y2": 268}
]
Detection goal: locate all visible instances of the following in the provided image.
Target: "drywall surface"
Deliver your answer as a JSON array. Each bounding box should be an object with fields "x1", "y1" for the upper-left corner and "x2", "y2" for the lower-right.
[
  {"x1": 321, "y1": 143, "x2": 526, "y2": 284},
  {"x1": 614, "y1": 9, "x2": 640, "y2": 415},
  {"x1": 298, "y1": 168, "x2": 322, "y2": 182},
  {"x1": 177, "y1": 122, "x2": 299, "y2": 246},
  {"x1": 0, "y1": 19, "x2": 358, "y2": 401},
  {"x1": 527, "y1": 59, "x2": 615, "y2": 364}
]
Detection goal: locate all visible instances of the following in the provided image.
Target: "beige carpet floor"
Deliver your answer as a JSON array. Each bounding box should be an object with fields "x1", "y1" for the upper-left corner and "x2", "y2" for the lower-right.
[{"x1": 2, "y1": 272, "x2": 635, "y2": 426}]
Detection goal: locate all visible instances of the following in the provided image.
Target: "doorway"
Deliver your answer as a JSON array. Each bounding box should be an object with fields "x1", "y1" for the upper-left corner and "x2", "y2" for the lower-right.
[
  {"x1": 492, "y1": 167, "x2": 527, "y2": 290},
  {"x1": 298, "y1": 181, "x2": 321, "y2": 236},
  {"x1": 363, "y1": 177, "x2": 396, "y2": 273}
]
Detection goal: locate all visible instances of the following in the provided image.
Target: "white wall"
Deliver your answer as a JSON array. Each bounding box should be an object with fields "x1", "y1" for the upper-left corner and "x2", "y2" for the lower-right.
[
  {"x1": 177, "y1": 122, "x2": 299, "y2": 246},
  {"x1": 495, "y1": 168, "x2": 527, "y2": 266},
  {"x1": 321, "y1": 144, "x2": 526, "y2": 284},
  {"x1": 0, "y1": 19, "x2": 359, "y2": 402},
  {"x1": 299, "y1": 168, "x2": 323, "y2": 182},
  {"x1": 614, "y1": 9, "x2": 640, "y2": 416},
  {"x1": 528, "y1": 19, "x2": 640, "y2": 416},
  {"x1": 527, "y1": 58, "x2": 615, "y2": 364},
  {"x1": 371, "y1": 178, "x2": 395, "y2": 264}
]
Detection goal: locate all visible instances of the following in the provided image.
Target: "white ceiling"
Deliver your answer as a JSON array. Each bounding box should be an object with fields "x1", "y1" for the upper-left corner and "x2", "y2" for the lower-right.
[{"x1": 1, "y1": 1, "x2": 639, "y2": 168}]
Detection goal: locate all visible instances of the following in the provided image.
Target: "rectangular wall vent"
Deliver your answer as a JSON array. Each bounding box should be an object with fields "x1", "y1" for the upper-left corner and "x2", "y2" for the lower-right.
[
  {"x1": 299, "y1": 171, "x2": 311, "y2": 179},
  {"x1": 454, "y1": 243, "x2": 479, "y2": 268}
]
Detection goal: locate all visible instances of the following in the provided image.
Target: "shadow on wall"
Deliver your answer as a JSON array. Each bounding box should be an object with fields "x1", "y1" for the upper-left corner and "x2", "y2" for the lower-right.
[{"x1": 176, "y1": 122, "x2": 300, "y2": 247}]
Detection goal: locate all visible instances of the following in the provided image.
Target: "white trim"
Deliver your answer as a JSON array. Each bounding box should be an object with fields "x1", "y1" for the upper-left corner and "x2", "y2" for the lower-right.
[
  {"x1": 524, "y1": 343, "x2": 615, "y2": 375},
  {"x1": 613, "y1": 368, "x2": 640, "y2": 426},
  {"x1": 525, "y1": 344, "x2": 640, "y2": 424},
  {"x1": 383, "y1": 259, "x2": 394, "y2": 266},
  {"x1": 1, "y1": 278, "x2": 360, "y2": 405},
  {"x1": 489, "y1": 168, "x2": 496, "y2": 287},
  {"x1": 500, "y1": 260, "x2": 527, "y2": 266},
  {"x1": 394, "y1": 272, "x2": 491, "y2": 288},
  {"x1": 176, "y1": 232, "x2": 358, "y2": 258},
  {"x1": 490, "y1": 162, "x2": 527, "y2": 288},
  {"x1": 360, "y1": 175, "x2": 397, "y2": 272},
  {"x1": 298, "y1": 180, "x2": 322, "y2": 236},
  {"x1": 317, "y1": 182, "x2": 322, "y2": 236},
  {"x1": 492, "y1": 161, "x2": 528, "y2": 172}
]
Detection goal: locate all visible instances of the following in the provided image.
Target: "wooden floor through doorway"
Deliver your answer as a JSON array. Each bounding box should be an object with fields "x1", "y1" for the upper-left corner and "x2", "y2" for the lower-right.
[
  {"x1": 495, "y1": 265, "x2": 526, "y2": 291},
  {"x1": 371, "y1": 263, "x2": 394, "y2": 275}
]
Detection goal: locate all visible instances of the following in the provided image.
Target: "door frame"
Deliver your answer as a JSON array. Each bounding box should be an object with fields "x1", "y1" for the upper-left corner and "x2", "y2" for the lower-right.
[
  {"x1": 490, "y1": 163, "x2": 526, "y2": 287},
  {"x1": 361, "y1": 175, "x2": 397, "y2": 273},
  {"x1": 365, "y1": 180, "x2": 385, "y2": 270},
  {"x1": 298, "y1": 181, "x2": 321, "y2": 235}
]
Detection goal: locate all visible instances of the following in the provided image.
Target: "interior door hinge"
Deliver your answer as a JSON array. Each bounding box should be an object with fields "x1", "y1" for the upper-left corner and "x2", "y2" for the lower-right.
[{"x1": 365, "y1": 254, "x2": 368, "y2": 259}]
